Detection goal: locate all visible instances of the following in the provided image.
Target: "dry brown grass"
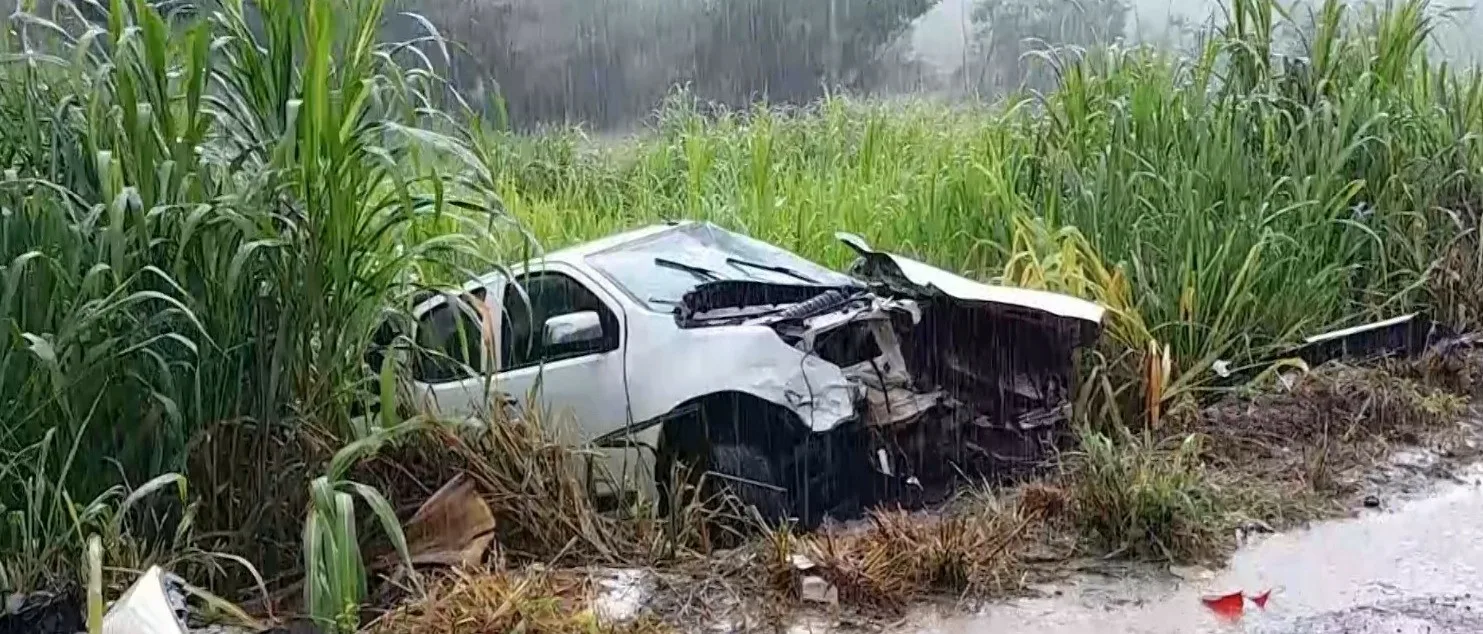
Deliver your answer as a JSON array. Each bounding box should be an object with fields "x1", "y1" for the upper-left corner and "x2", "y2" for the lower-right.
[
  {"x1": 1058, "y1": 354, "x2": 1474, "y2": 565},
  {"x1": 751, "y1": 489, "x2": 1052, "y2": 614},
  {"x1": 1193, "y1": 362, "x2": 1465, "y2": 491},
  {"x1": 366, "y1": 567, "x2": 672, "y2": 634},
  {"x1": 347, "y1": 405, "x2": 724, "y2": 568},
  {"x1": 1136, "y1": 358, "x2": 1473, "y2": 552},
  {"x1": 350, "y1": 420, "x2": 633, "y2": 564}
]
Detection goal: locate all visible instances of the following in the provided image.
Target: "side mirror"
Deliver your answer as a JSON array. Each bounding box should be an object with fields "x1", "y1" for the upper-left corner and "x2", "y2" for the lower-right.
[{"x1": 543, "y1": 311, "x2": 603, "y2": 347}]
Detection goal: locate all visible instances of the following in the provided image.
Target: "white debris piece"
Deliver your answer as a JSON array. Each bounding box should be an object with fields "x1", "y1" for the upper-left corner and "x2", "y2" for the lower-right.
[
  {"x1": 1212, "y1": 359, "x2": 1232, "y2": 378},
  {"x1": 1169, "y1": 564, "x2": 1214, "y2": 581},
  {"x1": 790, "y1": 553, "x2": 817, "y2": 571},
  {"x1": 102, "y1": 566, "x2": 187, "y2": 634},
  {"x1": 593, "y1": 569, "x2": 652, "y2": 624},
  {"x1": 800, "y1": 576, "x2": 838, "y2": 605}
]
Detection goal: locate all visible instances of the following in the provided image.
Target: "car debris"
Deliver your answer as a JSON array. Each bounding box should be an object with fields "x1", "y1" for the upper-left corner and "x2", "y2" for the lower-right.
[
  {"x1": 799, "y1": 576, "x2": 839, "y2": 606},
  {"x1": 101, "y1": 566, "x2": 188, "y2": 634},
  {"x1": 1213, "y1": 312, "x2": 1465, "y2": 388},
  {"x1": 0, "y1": 587, "x2": 82, "y2": 634},
  {"x1": 376, "y1": 221, "x2": 1106, "y2": 528},
  {"x1": 398, "y1": 474, "x2": 497, "y2": 569},
  {"x1": 1290, "y1": 313, "x2": 1447, "y2": 367}
]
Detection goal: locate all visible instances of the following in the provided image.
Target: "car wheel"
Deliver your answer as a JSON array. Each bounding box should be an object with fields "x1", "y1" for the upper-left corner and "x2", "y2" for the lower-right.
[{"x1": 708, "y1": 442, "x2": 794, "y2": 524}]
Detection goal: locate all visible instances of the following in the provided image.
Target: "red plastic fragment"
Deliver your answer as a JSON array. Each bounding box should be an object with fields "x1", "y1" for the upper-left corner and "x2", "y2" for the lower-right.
[
  {"x1": 1201, "y1": 591, "x2": 1245, "y2": 622},
  {"x1": 1248, "y1": 589, "x2": 1272, "y2": 609}
]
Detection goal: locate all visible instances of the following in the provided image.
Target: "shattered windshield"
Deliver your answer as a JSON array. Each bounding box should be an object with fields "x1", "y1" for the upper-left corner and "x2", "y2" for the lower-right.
[{"x1": 586, "y1": 223, "x2": 858, "y2": 311}]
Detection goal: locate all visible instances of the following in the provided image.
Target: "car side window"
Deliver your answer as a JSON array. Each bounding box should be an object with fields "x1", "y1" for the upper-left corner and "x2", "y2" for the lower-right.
[
  {"x1": 502, "y1": 271, "x2": 619, "y2": 370},
  {"x1": 411, "y1": 289, "x2": 490, "y2": 384}
]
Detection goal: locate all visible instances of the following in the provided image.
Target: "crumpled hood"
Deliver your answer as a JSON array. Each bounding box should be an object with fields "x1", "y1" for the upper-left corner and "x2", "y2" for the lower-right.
[
  {"x1": 836, "y1": 232, "x2": 1104, "y2": 341},
  {"x1": 835, "y1": 232, "x2": 1106, "y2": 423}
]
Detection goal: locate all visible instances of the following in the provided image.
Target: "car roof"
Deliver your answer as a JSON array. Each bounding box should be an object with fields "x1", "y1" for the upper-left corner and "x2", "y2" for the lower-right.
[
  {"x1": 450, "y1": 221, "x2": 692, "y2": 293},
  {"x1": 541, "y1": 221, "x2": 694, "y2": 263}
]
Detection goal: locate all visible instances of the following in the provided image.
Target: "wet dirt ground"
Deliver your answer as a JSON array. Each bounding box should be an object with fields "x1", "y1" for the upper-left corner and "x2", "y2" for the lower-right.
[{"x1": 892, "y1": 461, "x2": 1483, "y2": 634}]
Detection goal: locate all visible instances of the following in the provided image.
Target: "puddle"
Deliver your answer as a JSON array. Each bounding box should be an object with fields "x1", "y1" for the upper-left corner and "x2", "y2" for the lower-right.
[{"x1": 909, "y1": 464, "x2": 1483, "y2": 633}]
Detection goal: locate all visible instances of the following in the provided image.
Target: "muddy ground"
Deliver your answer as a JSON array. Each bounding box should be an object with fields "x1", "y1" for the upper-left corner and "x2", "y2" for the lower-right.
[
  {"x1": 350, "y1": 352, "x2": 1483, "y2": 634},
  {"x1": 639, "y1": 415, "x2": 1483, "y2": 633},
  {"x1": 897, "y1": 439, "x2": 1483, "y2": 633}
]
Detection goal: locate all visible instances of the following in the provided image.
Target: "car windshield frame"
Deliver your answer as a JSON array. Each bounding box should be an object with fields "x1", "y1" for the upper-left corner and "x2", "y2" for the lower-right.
[{"x1": 585, "y1": 223, "x2": 859, "y2": 312}]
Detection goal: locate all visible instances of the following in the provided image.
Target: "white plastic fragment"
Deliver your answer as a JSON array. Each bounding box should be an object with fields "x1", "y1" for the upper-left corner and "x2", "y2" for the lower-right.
[
  {"x1": 102, "y1": 566, "x2": 187, "y2": 634},
  {"x1": 799, "y1": 576, "x2": 838, "y2": 605},
  {"x1": 790, "y1": 554, "x2": 816, "y2": 572},
  {"x1": 1213, "y1": 359, "x2": 1232, "y2": 378},
  {"x1": 592, "y1": 569, "x2": 652, "y2": 624},
  {"x1": 3, "y1": 593, "x2": 24, "y2": 615}
]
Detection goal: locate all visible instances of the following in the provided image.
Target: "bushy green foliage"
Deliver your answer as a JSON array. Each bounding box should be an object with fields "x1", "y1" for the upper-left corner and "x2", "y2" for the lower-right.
[
  {"x1": 0, "y1": 0, "x2": 502, "y2": 595},
  {"x1": 1071, "y1": 429, "x2": 1218, "y2": 561}
]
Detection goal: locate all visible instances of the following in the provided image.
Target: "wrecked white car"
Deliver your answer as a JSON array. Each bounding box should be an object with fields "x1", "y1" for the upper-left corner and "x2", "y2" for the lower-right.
[{"x1": 388, "y1": 221, "x2": 1104, "y2": 526}]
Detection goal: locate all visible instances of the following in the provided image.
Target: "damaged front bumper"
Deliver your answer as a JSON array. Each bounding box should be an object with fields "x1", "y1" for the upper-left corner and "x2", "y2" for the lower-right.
[
  {"x1": 834, "y1": 233, "x2": 1104, "y2": 486},
  {"x1": 677, "y1": 234, "x2": 1106, "y2": 499}
]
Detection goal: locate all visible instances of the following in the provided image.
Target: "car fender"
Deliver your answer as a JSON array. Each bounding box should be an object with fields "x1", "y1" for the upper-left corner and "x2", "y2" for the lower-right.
[{"x1": 623, "y1": 320, "x2": 857, "y2": 434}]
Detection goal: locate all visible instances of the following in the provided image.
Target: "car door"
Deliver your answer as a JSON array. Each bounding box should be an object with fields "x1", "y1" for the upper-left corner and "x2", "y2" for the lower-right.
[
  {"x1": 493, "y1": 264, "x2": 630, "y2": 444},
  {"x1": 497, "y1": 264, "x2": 656, "y2": 501},
  {"x1": 406, "y1": 284, "x2": 503, "y2": 421},
  {"x1": 404, "y1": 263, "x2": 644, "y2": 499}
]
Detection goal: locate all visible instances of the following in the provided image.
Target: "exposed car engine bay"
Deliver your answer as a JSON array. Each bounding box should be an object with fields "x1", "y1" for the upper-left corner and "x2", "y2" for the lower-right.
[{"x1": 675, "y1": 247, "x2": 1103, "y2": 504}]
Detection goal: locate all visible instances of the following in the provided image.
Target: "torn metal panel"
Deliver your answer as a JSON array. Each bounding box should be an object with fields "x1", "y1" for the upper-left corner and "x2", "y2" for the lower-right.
[
  {"x1": 1294, "y1": 313, "x2": 1448, "y2": 366},
  {"x1": 666, "y1": 233, "x2": 1106, "y2": 487},
  {"x1": 1212, "y1": 314, "x2": 1459, "y2": 388},
  {"x1": 833, "y1": 231, "x2": 1101, "y2": 426},
  {"x1": 835, "y1": 231, "x2": 1107, "y2": 331}
]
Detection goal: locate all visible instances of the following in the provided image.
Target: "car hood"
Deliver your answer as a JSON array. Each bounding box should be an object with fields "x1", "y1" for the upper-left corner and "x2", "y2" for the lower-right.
[{"x1": 835, "y1": 232, "x2": 1104, "y2": 343}]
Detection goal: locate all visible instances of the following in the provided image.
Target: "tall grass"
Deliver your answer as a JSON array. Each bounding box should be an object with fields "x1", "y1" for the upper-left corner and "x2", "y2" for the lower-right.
[
  {"x1": 490, "y1": 0, "x2": 1483, "y2": 397},
  {"x1": 0, "y1": 0, "x2": 504, "y2": 597},
  {"x1": 2, "y1": 0, "x2": 1482, "y2": 616}
]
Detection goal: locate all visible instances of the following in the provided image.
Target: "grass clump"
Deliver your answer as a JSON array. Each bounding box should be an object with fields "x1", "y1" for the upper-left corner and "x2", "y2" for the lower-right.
[
  {"x1": 347, "y1": 410, "x2": 643, "y2": 566},
  {"x1": 1070, "y1": 430, "x2": 1220, "y2": 562},
  {"x1": 755, "y1": 490, "x2": 1060, "y2": 613},
  {"x1": 366, "y1": 568, "x2": 671, "y2": 634}
]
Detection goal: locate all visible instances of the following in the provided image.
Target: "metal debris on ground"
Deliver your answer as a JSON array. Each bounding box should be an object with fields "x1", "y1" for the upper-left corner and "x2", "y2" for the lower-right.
[
  {"x1": 0, "y1": 588, "x2": 82, "y2": 634},
  {"x1": 592, "y1": 569, "x2": 654, "y2": 624}
]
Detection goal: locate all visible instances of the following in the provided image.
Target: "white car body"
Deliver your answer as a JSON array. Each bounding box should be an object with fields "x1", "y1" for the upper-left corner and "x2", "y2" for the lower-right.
[{"x1": 395, "y1": 221, "x2": 1105, "y2": 507}]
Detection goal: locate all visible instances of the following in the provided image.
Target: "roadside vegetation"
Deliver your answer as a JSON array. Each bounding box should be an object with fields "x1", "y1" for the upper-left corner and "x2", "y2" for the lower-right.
[{"x1": 2, "y1": 0, "x2": 1482, "y2": 630}]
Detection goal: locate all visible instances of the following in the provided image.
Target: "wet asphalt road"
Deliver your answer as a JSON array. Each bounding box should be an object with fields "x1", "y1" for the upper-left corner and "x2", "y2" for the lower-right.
[
  {"x1": 907, "y1": 464, "x2": 1483, "y2": 634},
  {"x1": 1255, "y1": 596, "x2": 1483, "y2": 633}
]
